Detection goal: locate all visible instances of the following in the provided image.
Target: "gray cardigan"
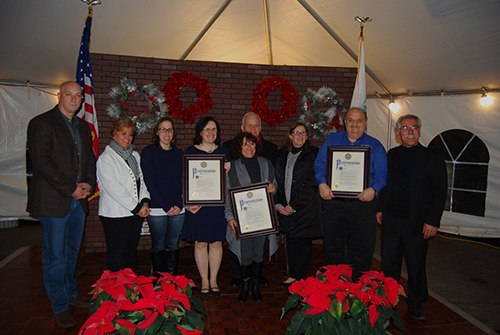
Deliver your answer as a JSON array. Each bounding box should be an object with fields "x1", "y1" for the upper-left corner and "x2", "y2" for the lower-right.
[{"x1": 224, "y1": 157, "x2": 279, "y2": 262}]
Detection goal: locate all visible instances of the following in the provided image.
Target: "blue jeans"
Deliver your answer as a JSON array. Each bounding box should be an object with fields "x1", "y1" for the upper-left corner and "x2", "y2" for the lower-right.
[
  {"x1": 148, "y1": 213, "x2": 185, "y2": 252},
  {"x1": 39, "y1": 198, "x2": 85, "y2": 314}
]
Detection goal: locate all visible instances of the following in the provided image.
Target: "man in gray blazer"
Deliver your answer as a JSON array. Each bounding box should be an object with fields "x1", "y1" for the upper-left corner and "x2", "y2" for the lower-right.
[
  {"x1": 27, "y1": 81, "x2": 96, "y2": 328},
  {"x1": 376, "y1": 114, "x2": 447, "y2": 320}
]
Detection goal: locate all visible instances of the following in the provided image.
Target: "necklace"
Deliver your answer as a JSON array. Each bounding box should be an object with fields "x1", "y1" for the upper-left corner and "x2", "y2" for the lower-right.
[{"x1": 201, "y1": 142, "x2": 216, "y2": 153}]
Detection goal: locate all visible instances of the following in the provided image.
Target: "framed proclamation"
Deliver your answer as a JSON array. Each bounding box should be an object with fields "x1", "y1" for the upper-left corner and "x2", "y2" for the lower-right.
[
  {"x1": 229, "y1": 182, "x2": 279, "y2": 240},
  {"x1": 183, "y1": 154, "x2": 226, "y2": 206},
  {"x1": 326, "y1": 146, "x2": 371, "y2": 198}
]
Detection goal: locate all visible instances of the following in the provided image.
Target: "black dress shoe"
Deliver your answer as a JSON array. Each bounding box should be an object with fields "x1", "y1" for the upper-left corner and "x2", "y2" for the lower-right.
[
  {"x1": 409, "y1": 305, "x2": 427, "y2": 320},
  {"x1": 210, "y1": 287, "x2": 221, "y2": 298},
  {"x1": 279, "y1": 280, "x2": 296, "y2": 288},
  {"x1": 260, "y1": 276, "x2": 270, "y2": 287},
  {"x1": 200, "y1": 288, "x2": 210, "y2": 300},
  {"x1": 230, "y1": 278, "x2": 242, "y2": 287}
]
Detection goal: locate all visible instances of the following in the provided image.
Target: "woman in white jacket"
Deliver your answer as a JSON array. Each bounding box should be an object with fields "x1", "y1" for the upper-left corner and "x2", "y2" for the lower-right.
[{"x1": 97, "y1": 118, "x2": 150, "y2": 272}]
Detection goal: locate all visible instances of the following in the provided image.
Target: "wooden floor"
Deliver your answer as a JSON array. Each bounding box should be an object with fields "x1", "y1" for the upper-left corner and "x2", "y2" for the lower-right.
[{"x1": 0, "y1": 243, "x2": 489, "y2": 335}]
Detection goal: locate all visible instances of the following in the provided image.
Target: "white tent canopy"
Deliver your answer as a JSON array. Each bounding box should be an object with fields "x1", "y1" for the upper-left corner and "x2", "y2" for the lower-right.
[{"x1": 1, "y1": 0, "x2": 499, "y2": 94}]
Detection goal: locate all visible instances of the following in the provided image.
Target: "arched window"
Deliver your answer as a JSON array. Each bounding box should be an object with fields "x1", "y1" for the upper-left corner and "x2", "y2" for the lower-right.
[{"x1": 428, "y1": 129, "x2": 489, "y2": 216}]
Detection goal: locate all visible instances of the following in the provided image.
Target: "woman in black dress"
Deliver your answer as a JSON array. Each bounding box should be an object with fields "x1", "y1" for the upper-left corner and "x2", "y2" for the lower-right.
[{"x1": 182, "y1": 116, "x2": 231, "y2": 299}]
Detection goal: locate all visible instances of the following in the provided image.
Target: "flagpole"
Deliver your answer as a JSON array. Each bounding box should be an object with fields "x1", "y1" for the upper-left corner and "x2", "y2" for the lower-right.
[
  {"x1": 78, "y1": 0, "x2": 101, "y2": 200},
  {"x1": 351, "y1": 17, "x2": 371, "y2": 112}
]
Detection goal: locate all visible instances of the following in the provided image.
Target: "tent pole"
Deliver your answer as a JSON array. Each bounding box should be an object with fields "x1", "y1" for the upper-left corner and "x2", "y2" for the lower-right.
[
  {"x1": 297, "y1": 0, "x2": 391, "y2": 96},
  {"x1": 262, "y1": 0, "x2": 274, "y2": 65},
  {"x1": 179, "y1": 0, "x2": 233, "y2": 61},
  {"x1": 386, "y1": 105, "x2": 392, "y2": 151}
]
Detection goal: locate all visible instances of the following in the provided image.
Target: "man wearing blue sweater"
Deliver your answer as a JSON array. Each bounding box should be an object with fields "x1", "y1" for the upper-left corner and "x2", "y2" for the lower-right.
[{"x1": 314, "y1": 108, "x2": 387, "y2": 280}]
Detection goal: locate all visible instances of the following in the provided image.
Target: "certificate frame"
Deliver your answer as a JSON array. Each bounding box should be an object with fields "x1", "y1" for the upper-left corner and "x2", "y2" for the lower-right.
[
  {"x1": 326, "y1": 146, "x2": 371, "y2": 198},
  {"x1": 229, "y1": 182, "x2": 279, "y2": 240},
  {"x1": 183, "y1": 154, "x2": 226, "y2": 206}
]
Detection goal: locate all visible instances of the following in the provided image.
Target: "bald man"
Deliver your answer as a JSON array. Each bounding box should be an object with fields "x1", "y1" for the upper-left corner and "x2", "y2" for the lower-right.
[
  {"x1": 27, "y1": 81, "x2": 96, "y2": 328},
  {"x1": 314, "y1": 108, "x2": 388, "y2": 280}
]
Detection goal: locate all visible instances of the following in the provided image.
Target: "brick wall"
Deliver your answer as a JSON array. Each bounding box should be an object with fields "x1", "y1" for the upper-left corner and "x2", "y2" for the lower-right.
[{"x1": 85, "y1": 53, "x2": 357, "y2": 253}]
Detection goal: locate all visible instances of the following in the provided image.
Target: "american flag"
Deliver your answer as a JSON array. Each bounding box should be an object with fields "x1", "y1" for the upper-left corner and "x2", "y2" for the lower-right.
[
  {"x1": 76, "y1": 13, "x2": 99, "y2": 197},
  {"x1": 77, "y1": 13, "x2": 99, "y2": 158}
]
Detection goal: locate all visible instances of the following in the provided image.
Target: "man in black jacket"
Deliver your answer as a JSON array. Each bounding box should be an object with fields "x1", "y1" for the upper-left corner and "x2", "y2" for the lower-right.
[
  {"x1": 223, "y1": 112, "x2": 278, "y2": 287},
  {"x1": 223, "y1": 112, "x2": 278, "y2": 165},
  {"x1": 376, "y1": 114, "x2": 447, "y2": 320}
]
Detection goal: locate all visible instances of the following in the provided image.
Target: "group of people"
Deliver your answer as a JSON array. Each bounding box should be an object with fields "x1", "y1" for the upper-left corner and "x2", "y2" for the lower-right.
[
  {"x1": 27, "y1": 81, "x2": 447, "y2": 328},
  {"x1": 314, "y1": 107, "x2": 447, "y2": 320}
]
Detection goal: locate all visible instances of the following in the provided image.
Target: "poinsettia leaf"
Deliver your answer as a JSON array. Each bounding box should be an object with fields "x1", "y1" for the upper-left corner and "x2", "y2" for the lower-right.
[
  {"x1": 140, "y1": 313, "x2": 163, "y2": 335},
  {"x1": 183, "y1": 309, "x2": 205, "y2": 331},
  {"x1": 339, "y1": 317, "x2": 362, "y2": 335},
  {"x1": 115, "y1": 319, "x2": 134, "y2": 335},
  {"x1": 133, "y1": 328, "x2": 147, "y2": 335},
  {"x1": 350, "y1": 297, "x2": 365, "y2": 316},
  {"x1": 190, "y1": 295, "x2": 207, "y2": 316},
  {"x1": 162, "y1": 321, "x2": 180, "y2": 334},
  {"x1": 281, "y1": 293, "x2": 300, "y2": 319},
  {"x1": 331, "y1": 298, "x2": 343, "y2": 321},
  {"x1": 286, "y1": 311, "x2": 313, "y2": 335},
  {"x1": 391, "y1": 308, "x2": 405, "y2": 331},
  {"x1": 319, "y1": 310, "x2": 336, "y2": 332}
]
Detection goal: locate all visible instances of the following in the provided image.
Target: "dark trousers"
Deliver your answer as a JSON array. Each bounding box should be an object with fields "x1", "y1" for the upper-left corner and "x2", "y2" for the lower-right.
[
  {"x1": 288, "y1": 237, "x2": 313, "y2": 280},
  {"x1": 230, "y1": 237, "x2": 268, "y2": 278},
  {"x1": 381, "y1": 212, "x2": 429, "y2": 308},
  {"x1": 240, "y1": 235, "x2": 267, "y2": 266},
  {"x1": 100, "y1": 215, "x2": 143, "y2": 272},
  {"x1": 322, "y1": 198, "x2": 377, "y2": 280}
]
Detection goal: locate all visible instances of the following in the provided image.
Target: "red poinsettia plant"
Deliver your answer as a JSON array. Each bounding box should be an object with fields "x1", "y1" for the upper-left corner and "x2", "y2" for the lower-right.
[
  {"x1": 281, "y1": 265, "x2": 406, "y2": 335},
  {"x1": 79, "y1": 269, "x2": 206, "y2": 335}
]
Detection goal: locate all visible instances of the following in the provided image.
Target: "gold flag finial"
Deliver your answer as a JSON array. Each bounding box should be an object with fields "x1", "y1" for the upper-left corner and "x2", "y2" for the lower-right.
[
  {"x1": 355, "y1": 16, "x2": 372, "y2": 37},
  {"x1": 81, "y1": 0, "x2": 102, "y2": 14}
]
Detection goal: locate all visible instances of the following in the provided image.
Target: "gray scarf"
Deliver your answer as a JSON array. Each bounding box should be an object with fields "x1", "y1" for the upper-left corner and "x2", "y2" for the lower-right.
[{"x1": 109, "y1": 139, "x2": 140, "y2": 181}]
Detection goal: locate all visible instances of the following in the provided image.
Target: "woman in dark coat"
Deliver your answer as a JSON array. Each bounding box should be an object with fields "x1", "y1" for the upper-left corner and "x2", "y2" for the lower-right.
[{"x1": 274, "y1": 122, "x2": 322, "y2": 287}]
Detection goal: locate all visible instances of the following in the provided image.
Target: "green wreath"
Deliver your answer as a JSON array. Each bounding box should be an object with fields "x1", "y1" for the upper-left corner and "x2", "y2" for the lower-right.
[
  {"x1": 106, "y1": 78, "x2": 167, "y2": 134},
  {"x1": 298, "y1": 87, "x2": 346, "y2": 139}
]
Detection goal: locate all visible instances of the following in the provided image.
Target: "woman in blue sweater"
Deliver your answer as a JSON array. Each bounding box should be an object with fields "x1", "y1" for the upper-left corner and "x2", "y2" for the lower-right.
[{"x1": 141, "y1": 116, "x2": 184, "y2": 275}]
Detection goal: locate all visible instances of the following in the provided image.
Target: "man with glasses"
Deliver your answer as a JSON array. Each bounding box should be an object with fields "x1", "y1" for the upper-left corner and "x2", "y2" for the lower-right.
[
  {"x1": 314, "y1": 107, "x2": 388, "y2": 281},
  {"x1": 376, "y1": 114, "x2": 447, "y2": 320}
]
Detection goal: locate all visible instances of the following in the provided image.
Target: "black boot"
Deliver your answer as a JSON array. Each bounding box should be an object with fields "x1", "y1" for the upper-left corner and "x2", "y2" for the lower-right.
[
  {"x1": 165, "y1": 249, "x2": 179, "y2": 276},
  {"x1": 238, "y1": 264, "x2": 252, "y2": 303},
  {"x1": 251, "y1": 261, "x2": 263, "y2": 302},
  {"x1": 151, "y1": 251, "x2": 166, "y2": 276}
]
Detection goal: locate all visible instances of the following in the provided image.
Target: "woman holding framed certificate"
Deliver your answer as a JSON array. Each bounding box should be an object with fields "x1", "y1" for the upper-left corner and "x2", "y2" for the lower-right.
[
  {"x1": 141, "y1": 116, "x2": 184, "y2": 276},
  {"x1": 225, "y1": 132, "x2": 278, "y2": 303},
  {"x1": 182, "y1": 116, "x2": 231, "y2": 300},
  {"x1": 274, "y1": 122, "x2": 322, "y2": 288}
]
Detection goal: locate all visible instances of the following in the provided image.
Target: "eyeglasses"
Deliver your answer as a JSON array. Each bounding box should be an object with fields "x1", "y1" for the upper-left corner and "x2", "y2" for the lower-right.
[
  {"x1": 158, "y1": 128, "x2": 174, "y2": 133},
  {"x1": 202, "y1": 128, "x2": 217, "y2": 133},
  {"x1": 291, "y1": 131, "x2": 307, "y2": 136},
  {"x1": 400, "y1": 125, "x2": 420, "y2": 131}
]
